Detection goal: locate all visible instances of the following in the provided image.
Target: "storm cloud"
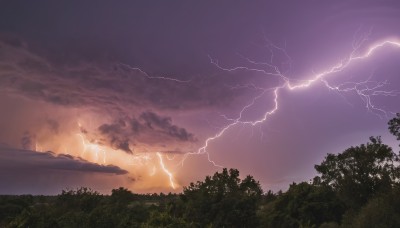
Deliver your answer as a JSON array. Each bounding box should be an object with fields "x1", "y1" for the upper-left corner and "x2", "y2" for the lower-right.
[
  {"x1": 1, "y1": 1, "x2": 400, "y2": 194},
  {"x1": 0, "y1": 34, "x2": 259, "y2": 114},
  {"x1": 0, "y1": 146, "x2": 130, "y2": 194},
  {"x1": 0, "y1": 147, "x2": 128, "y2": 175},
  {"x1": 0, "y1": 34, "x2": 262, "y2": 155},
  {"x1": 97, "y1": 111, "x2": 196, "y2": 154}
]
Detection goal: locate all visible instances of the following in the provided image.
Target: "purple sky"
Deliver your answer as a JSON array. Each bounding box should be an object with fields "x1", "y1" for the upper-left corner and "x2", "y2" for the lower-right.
[{"x1": 0, "y1": 1, "x2": 399, "y2": 194}]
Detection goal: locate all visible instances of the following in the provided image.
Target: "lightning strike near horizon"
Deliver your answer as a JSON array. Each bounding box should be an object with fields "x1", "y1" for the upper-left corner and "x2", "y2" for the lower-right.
[
  {"x1": 157, "y1": 152, "x2": 176, "y2": 189},
  {"x1": 184, "y1": 37, "x2": 400, "y2": 167},
  {"x1": 73, "y1": 122, "x2": 180, "y2": 189},
  {"x1": 76, "y1": 129, "x2": 107, "y2": 164}
]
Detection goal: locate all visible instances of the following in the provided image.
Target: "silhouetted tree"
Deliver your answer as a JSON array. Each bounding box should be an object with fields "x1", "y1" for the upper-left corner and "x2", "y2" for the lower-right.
[
  {"x1": 111, "y1": 187, "x2": 136, "y2": 205},
  {"x1": 389, "y1": 113, "x2": 400, "y2": 144},
  {"x1": 58, "y1": 187, "x2": 102, "y2": 213},
  {"x1": 315, "y1": 136, "x2": 399, "y2": 209},
  {"x1": 351, "y1": 185, "x2": 400, "y2": 227},
  {"x1": 180, "y1": 168, "x2": 263, "y2": 227},
  {"x1": 259, "y1": 182, "x2": 344, "y2": 227}
]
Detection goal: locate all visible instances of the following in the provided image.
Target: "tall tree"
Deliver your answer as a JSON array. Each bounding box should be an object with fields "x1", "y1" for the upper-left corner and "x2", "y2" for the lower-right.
[{"x1": 315, "y1": 136, "x2": 399, "y2": 209}]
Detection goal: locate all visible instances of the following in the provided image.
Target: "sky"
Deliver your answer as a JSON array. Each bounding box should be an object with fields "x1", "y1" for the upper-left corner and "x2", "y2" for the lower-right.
[{"x1": 0, "y1": 1, "x2": 400, "y2": 195}]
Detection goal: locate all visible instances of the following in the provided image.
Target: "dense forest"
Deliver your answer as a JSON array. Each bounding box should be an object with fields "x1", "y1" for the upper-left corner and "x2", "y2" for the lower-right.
[{"x1": 1, "y1": 113, "x2": 400, "y2": 228}]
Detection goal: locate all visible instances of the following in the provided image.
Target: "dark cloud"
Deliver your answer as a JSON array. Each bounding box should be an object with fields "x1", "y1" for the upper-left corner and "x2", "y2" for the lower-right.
[
  {"x1": 98, "y1": 119, "x2": 133, "y2": 154},
  {"x1": 97, "y1": 111, "x2": 196, "y2": 154},
  {"x1": 0, "y1": 146, "x2": 129, "y2": 195},
  {"x1": 0, "y1": 146, "x2": 128, "y2": 175},
  {"x1": 115, "y1": 140, "x2": 131, "y2": 154},
  {"x1": 0, "y1": 34, "x2": 274, "y2": 157},
  {"x1": 139, "y1": 111, "x2": 195, "y2": 142},
  {"x1": 0, "y1": 36, "x2": 255, "y2": 114},
  {"x1": 20, "y1": 131, "x2": 34, "y2": 150}
]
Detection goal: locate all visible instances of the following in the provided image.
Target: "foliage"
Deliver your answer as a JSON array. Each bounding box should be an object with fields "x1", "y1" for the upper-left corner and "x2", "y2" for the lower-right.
[
  {"x1": 180, "y1": 168, "x2": 263, "y2": 227},
  {"x1": 260, "y1": 182, "x2": 344, "y2": 227},
  {"x1": 350, "y1": 186, "x2": 400, "y2": 228},
  {"x1": 315, "y1": 136, "x2": 399, "y2": 209},
  {"x1": 389, "y1": 113, "x2": 400, "y2": 140}
]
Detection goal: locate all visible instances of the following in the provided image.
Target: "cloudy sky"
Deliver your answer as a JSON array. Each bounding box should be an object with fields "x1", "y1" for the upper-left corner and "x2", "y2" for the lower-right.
[{"x1": 0, "y1": 1, "x2": 400, "y2": 194}]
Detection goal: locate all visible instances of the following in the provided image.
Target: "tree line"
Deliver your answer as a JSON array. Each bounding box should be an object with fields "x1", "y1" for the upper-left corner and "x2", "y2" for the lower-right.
[{"x1": 1, "y1": 113, "x2": 400, "y2": 227}]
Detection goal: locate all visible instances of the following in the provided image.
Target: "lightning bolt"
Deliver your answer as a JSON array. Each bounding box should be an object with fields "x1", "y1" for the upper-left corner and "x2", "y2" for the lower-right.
[
  {"x1": 149, "y1": 166, "x2": 157, "y2": 176},
  {"x1": 35, "y1": 142, "x2": 42, "y2": 152},
  {"x1": 117, "y1": 62, "x2": 192, "y2": 83},
  {"x1": 28, "y1": 35, "x2": 400, "y2": 189},
  {"x1": 183, "y1": 37, "x2": 400, "y2": 167},
  {"x1": 77, "y1": 121, "x2": 180, "y2": 189},
  {"x1": 157, "y1": 152, "x2": 176, "y2": 189},
  {"x1": 30, "y1": 36, "x2": 400, "y2": 191},
  {"x1": 76, "y1": 132, "x2": 107, "y2": 164},
  {"x1": 127, "y1": 153, "x2": 152, "y2": 166}
]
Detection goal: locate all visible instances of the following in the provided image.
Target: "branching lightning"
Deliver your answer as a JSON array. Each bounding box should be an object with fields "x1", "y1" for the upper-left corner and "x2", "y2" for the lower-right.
[
  {"x1": 31, "y1": 35, "x2": 400, "y2": 191},
  {"x1": 183, "y1": 37, "x2": 400, "y2": 167},
  {"x1": 77, "y1": 133, "x2": 107, "y2": 164},
  {"x1": 117, "y1": 62, "x2": 192, "y2": 83}
]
